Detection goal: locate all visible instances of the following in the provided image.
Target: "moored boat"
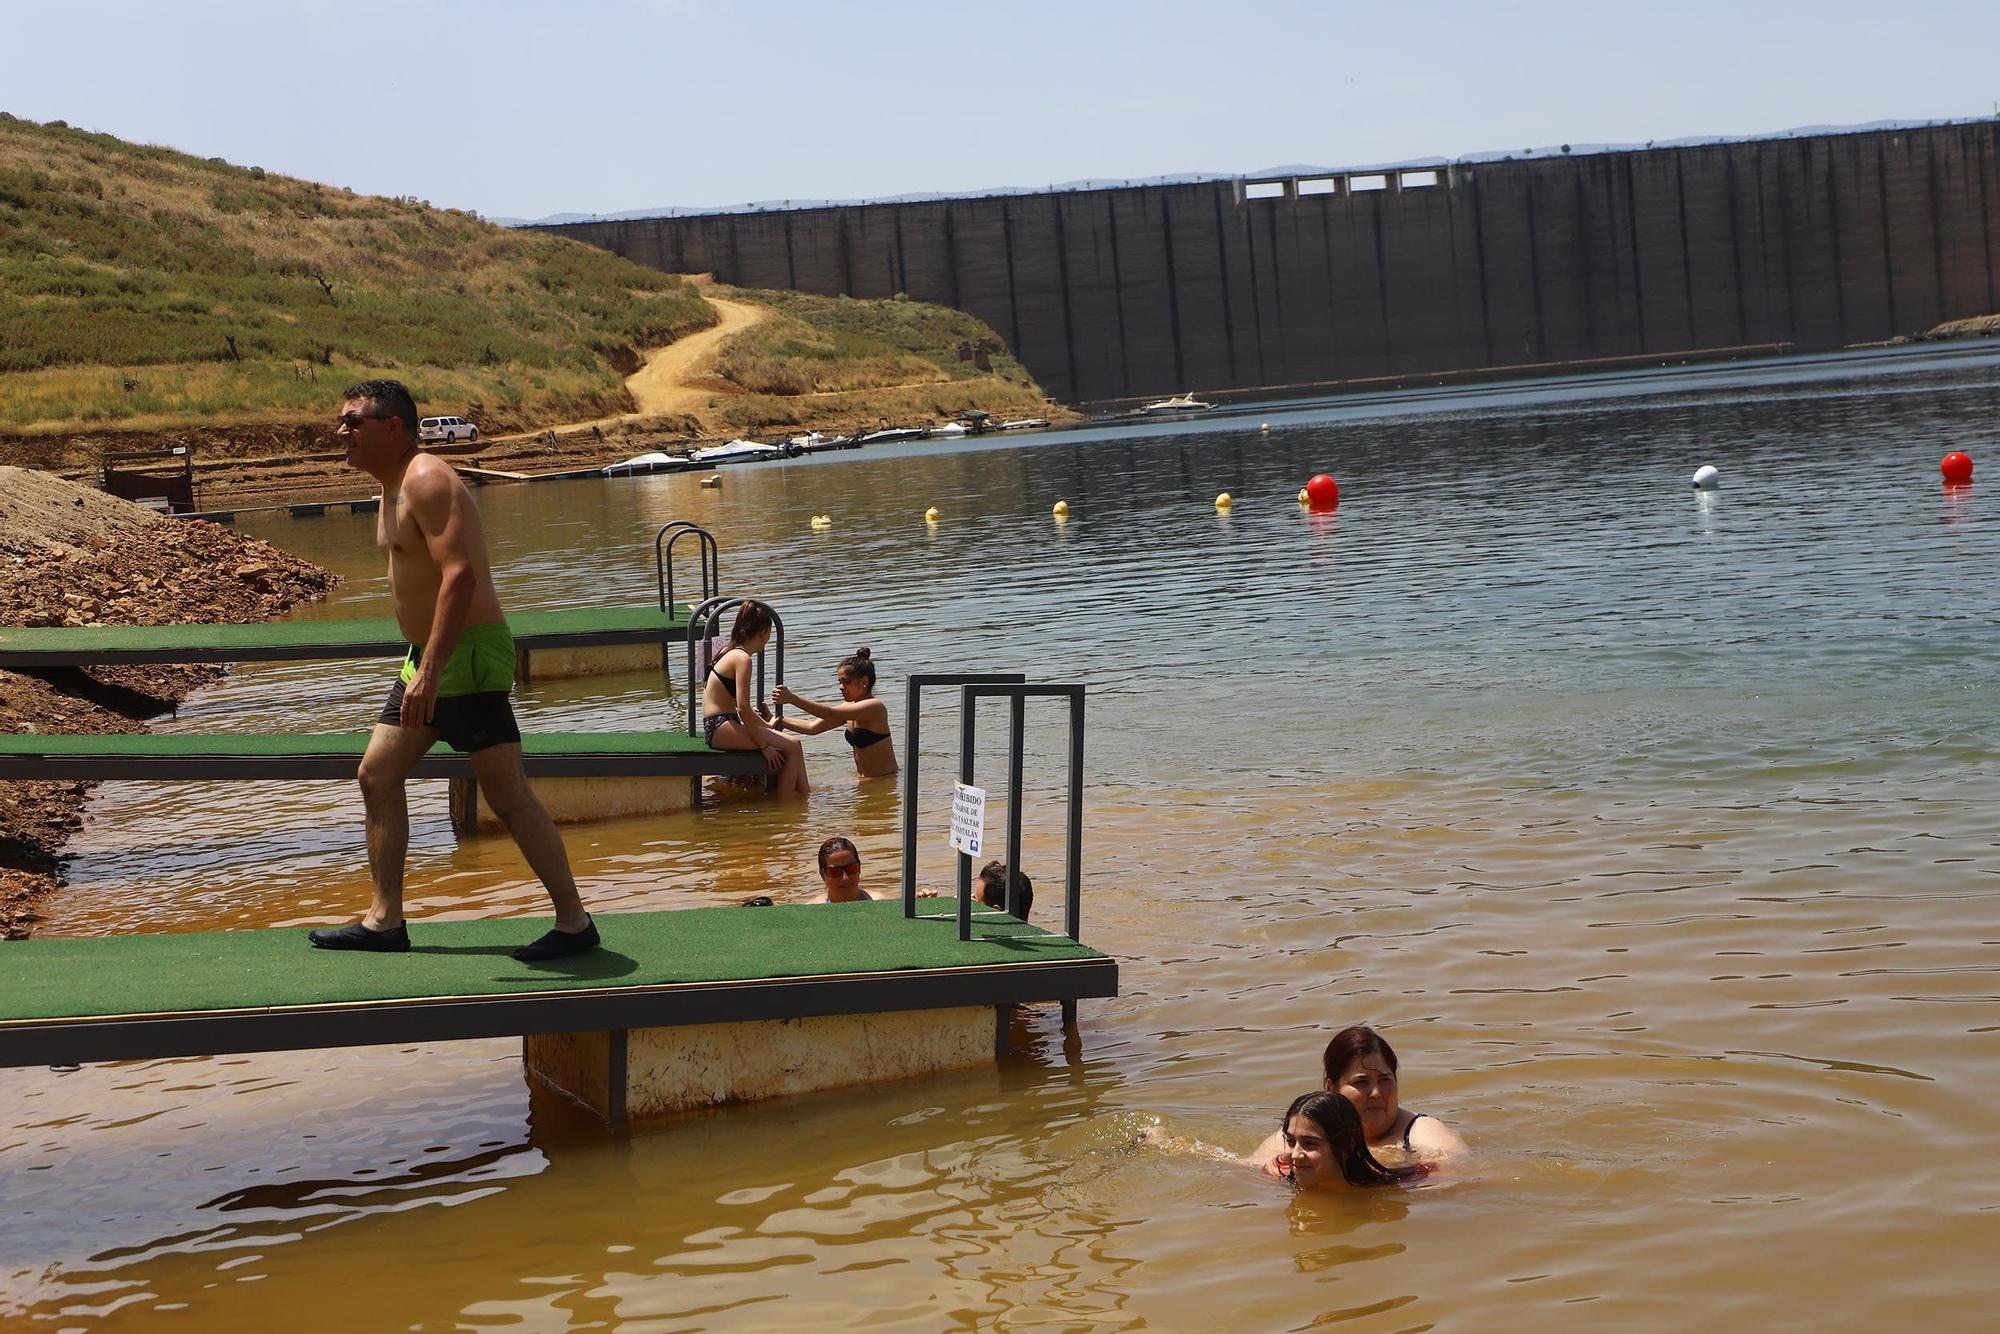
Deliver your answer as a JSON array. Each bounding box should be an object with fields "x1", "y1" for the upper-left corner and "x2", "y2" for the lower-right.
[
  {"x1": 690, "y1": 438, "x2": 785, "y2": 465},
  {"x1": 601, "y1": 451, "x2": 693, "y2": 476},
  {"x1": 1138, "y1": 392, "x2": 1213, "y2": 414},
  {"x1": 992, "y1": 417, "x2": 1050, "y2": 432},
  {"x1": 856, "y1": 425, "x2": 926, "y2": 445},
  {"x1": 787, "y1": 431, "x2": 856, "y2": 452}
]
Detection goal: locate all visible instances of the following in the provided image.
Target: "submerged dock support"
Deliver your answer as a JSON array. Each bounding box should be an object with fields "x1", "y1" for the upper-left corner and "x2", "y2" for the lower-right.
[{"x1": 525, "y1": 1006, "x2": 997, "y2": 1127}]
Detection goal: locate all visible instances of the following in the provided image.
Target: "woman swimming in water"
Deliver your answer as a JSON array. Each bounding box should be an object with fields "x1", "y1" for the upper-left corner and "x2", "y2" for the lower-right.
[
  {"x1": 1249, "y1": 1025, "x2": 1468, "y2": 1174},
  {"x1": 1275, "y1": 1091, "x2": 1431, "y2": 1189},
  {"x1": 815, "y1": 835, "x2": 872, "y2": 903},
  {"x1": 771, "y1": 646, "x2": 897, "y2": 778},
  {"x1": 701, "y1": 600, "x2": 808, "y2": 799}
]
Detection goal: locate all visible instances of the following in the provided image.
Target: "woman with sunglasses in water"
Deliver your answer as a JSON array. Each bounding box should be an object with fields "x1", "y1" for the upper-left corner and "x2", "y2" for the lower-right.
[
  {"x1": 814, "y1": 836, "x2": 872, "y2": 903},
  {"x1": 772, "y1": 647, "x2": 897, "y2": 779}
]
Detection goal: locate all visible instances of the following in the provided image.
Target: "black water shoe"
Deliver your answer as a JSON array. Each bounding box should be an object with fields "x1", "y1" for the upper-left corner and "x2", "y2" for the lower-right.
[
  {"x1": 308, "y1": 921, "x2": 410, "y2": 952},
  {"x1": 512, "y1": 916, "x2": 600, "y2": 963}
]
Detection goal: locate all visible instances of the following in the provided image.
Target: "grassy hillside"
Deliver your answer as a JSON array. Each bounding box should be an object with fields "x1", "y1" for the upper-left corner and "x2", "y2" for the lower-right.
[
  {"x1": 695, "y1": 287, "x2": 1057, "y2": 435},
  {"x1": 0, "y1": 113, "x2": 716, "y2": 434}
]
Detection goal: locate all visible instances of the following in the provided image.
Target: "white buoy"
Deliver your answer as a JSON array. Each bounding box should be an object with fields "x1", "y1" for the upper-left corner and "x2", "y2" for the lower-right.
[{"x1": 1691, "y1": 465, "x2": 1720, "y2": 490}]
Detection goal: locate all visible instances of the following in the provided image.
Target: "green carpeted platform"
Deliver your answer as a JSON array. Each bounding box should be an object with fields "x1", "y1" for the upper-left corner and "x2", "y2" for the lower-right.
[
  {"x1": 0, "y1": 605, "x2": 690, "y2": 665},
  {"x1": 0, "y1": 731, "x2": 713, "y2": 759},
  {"x1": 0, "y1": 901, "x2": 1106, "y2": 1024}
]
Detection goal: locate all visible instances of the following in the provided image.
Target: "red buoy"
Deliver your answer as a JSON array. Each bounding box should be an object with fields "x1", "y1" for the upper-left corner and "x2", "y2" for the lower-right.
[
  {"x1": 1305, "y1": 473, "x2": 1340, "y2": 510},
  {"x1": 1941, "y1": 451, "x2": 1974, "y2": 486}
]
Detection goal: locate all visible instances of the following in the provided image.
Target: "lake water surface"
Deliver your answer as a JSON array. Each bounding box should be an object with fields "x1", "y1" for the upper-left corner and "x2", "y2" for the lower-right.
[{"x1": 5, "y1": 345, "x2": 1999, "y2": 1329}]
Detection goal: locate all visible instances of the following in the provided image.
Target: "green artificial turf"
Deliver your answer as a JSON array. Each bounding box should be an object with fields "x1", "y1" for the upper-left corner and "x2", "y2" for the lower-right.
[
  {"x1": 0, "y1": 731, "x2": 710, "y2": 758},
  {"x1": 0, "y1": 901, "x2": 1105, "y2": 1023},
  {"x1": 0, "y1": 605, "x2": 688, "y2": 655}
]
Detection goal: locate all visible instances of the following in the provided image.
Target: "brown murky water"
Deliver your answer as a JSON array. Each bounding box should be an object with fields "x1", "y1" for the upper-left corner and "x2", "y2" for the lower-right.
[{"x1": 6, "y1": 347, "x2": 2000, "y2": 1329}]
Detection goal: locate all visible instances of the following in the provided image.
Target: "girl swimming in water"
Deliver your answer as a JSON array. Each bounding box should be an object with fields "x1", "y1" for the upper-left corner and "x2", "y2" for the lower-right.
[
  {"x1": 772, "y1": 646, "x2": 897, "y2": 778},
  {"x1": 1275, "y1": 1091, "x2": 1431, "y2": 1189},
  {"x1": 701, "y1": 600, "x2": 809, "y2": 798},
  {"x1": 1249, "y1": 1025, "x2": 1467, "y2": 1175}
]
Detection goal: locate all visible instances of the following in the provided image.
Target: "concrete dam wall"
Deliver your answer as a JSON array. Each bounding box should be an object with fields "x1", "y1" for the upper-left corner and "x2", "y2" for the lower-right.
[{"x1": 540, "y1": 122, "x2": 2000, "y2": 404}]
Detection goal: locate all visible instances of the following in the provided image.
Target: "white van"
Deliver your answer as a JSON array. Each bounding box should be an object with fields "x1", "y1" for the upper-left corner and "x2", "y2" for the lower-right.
[{"x1": 418, "y1": 415, "x2": 479, "y2": 444}]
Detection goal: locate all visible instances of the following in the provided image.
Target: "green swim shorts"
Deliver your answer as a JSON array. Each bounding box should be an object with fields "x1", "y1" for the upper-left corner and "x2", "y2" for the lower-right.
[{"x1": 399, "y1": 620, "x2": 516, "y2": 697}]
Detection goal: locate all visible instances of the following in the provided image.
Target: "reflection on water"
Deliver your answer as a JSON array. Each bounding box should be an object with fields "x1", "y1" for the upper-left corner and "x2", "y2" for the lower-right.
[{"x1": 6, "y1": 345, "x2": 2000, "y2": 1327}]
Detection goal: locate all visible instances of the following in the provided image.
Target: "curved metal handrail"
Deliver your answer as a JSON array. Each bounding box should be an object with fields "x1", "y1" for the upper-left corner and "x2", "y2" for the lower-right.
[
  {"x1": 654, "y1": 522, "x2": 720, "y2": 614},
  {"x1": 684, "y1": 595, "x2": 785, "y2": 737}
]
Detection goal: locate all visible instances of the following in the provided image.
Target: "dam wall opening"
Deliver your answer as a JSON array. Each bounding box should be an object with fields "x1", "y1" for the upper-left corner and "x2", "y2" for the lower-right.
[{"x1": 538, "y1": 122, "x2": 2000, "y2": 404}]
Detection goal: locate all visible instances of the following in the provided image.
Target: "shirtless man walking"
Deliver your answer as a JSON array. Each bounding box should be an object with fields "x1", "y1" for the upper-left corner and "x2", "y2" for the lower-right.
[{"x1": 308, "y1": 379, "x2": 598, "y2": 961}]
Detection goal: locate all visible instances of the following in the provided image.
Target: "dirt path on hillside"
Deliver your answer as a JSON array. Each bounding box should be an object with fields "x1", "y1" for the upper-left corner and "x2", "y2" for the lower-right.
[{"x1": 622, "y1": 296, "x2": 770, "y2": 416}]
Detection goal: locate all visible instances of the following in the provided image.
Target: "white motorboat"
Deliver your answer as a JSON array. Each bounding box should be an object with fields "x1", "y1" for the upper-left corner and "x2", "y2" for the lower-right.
[
  {"x1": 992, "y1": 417, "x2": 1050, "y2": 431},
  {"x1": 928, "y1": 422, "x2": 969, "y2": 438},
  {"x1": 691, "y1": 438, "x2": 785, "y2": 465},
  {"x1": 1138, "y1": 392, "x2": 1213, "y2": 414},
  {"x1": 601, "y1": 451, "x2": 690, "y2": 476},
  {"x1": 787, "y1": 431, "x2": 855, "y2": 452},
  {"x1": 857, "y1": 425, "x2": 926, "y2": 444}
]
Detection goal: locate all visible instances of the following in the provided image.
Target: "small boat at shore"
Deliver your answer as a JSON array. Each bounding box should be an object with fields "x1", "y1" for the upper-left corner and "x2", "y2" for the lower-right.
[
  {"x1": 928, "y1": 421, "x2": 969, "y2": 439},
  {"x1": 1138, "y1": 392, "x2": 1213, "y2": 414},
  {"x1": 992, "y1": 417, "x2": 1050, "y2": 432},
  {"x1": 787, "y1": 431, "x2": 856, "y2": 452},
  {"x1": 857, "y1": 425, "x2": 926, "y2": 445},
  {"x1": 601, "y1": 451, "x2": 693, "y2": 476},
  {"x1": 691, "y1": 439, "x2": 785, "y2": 465}
]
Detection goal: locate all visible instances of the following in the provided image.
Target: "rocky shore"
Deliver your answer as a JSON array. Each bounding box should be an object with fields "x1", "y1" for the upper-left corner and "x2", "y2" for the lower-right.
[{"x1": 0, "y1": 467, "x2": 337, "y2": 936}]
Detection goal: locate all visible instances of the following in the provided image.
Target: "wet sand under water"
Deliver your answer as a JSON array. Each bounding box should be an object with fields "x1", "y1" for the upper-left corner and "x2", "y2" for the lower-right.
[{"x1": 5, "y1": 345, "x2": 2000, "y2": 1329}]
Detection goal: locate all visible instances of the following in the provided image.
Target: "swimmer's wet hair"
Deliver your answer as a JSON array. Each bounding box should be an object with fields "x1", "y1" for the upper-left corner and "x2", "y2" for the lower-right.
[
  {"x1": 1322, "y1": 1025, "x2": 1397, "y2": 1085},
  {"x1": 977, "y1": 860, "x2": 1032, "y2": 919},
  {"x1": 816, "y1": 835, "x2": 859, "y2": 873},
  {"x1": 838, "y1": 646, "x2": 877, "y2": 688},
  {"x1": 1282, "y1": 1091, "x2": 1428, "y2": 1188}
]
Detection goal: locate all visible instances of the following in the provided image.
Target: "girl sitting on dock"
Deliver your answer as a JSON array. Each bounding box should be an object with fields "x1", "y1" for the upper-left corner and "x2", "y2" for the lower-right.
[
  {"x1": 702, "y1": 600, "x2": 809, "y2": 798},
  {"x1": 772, "y1": 647, "x2": 897, "y2": 778}
]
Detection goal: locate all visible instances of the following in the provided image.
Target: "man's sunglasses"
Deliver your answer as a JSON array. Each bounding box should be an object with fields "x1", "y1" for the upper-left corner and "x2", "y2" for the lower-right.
[{"x1": 336, "y1": 412, "x2": 396, "y2": 429}]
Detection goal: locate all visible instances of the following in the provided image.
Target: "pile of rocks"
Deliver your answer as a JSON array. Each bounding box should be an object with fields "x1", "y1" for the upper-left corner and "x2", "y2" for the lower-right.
[{"x1": 0, "y1": 467, "x2": 338, "y2": 936}]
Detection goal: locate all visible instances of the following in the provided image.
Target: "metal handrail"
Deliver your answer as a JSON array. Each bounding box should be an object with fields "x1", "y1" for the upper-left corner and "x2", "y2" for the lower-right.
[
  {"x1": 684, "y1": 595, "x2": 785, "y2": 737},
  {"x1": 900, "y1": 673, "x2": 1030, "y2": 917},
  {"x1": 654, "y1": 522, "x2": 720, "y2": 614},
  {"x1": 956, "y1": 683, "x2": 1085, "y2": 946}
]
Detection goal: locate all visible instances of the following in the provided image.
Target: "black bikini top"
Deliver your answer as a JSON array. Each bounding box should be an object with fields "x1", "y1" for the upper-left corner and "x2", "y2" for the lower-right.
[
  {"x1": 708, "y1": 662, "x2": 738, "y2": 697},
  {"x1": 845, "y1": 724, "x2": 891, "y2": 749}
]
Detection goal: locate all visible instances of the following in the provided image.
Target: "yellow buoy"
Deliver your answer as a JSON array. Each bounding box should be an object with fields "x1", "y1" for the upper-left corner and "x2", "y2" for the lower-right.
[
  {"x1": 1052, "y1": 499, "x2": 1070, "y2": 517},
  {"x1": 699, "y1": 474, "x2": 721, "y2": 489},
  {"x1": 924, "y1": 506, "x2": 941, "y2": 522},
  {"x1": 811, "y1": 514, "x2": 831, "y2": 528},
  {"x1": 1261, "y1": 422, "x2": 1271, "y2": 433},
  {"x1": 1215, "y1": 492, "x2": 1233, "y2": 509},
  {"x1": 1298, "y1": 487, "x2": 1310, "y2": 504}
]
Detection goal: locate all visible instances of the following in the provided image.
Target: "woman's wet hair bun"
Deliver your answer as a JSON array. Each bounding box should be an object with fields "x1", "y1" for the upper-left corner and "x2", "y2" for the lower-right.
[{"x1": 854, "y1": 646, "x2": 871, "y2": 660}]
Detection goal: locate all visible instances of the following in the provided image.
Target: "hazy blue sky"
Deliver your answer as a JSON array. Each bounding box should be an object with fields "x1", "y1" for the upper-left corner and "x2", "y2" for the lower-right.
[{"x1": 8, "y1": 0, "x2": 1998, "y2": 220}]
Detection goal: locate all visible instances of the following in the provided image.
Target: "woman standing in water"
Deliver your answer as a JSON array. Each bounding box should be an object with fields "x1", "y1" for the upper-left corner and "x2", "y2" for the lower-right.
[
  {"x1": 1248, "y1": 1026, "x2": 1468, "y2": 1173},
  {"x1": 701, "y1": 600, "x2": 809, "y2": 799},
  {"x1": 772, "y1": 647, "x2": 897, "y2": 778}
]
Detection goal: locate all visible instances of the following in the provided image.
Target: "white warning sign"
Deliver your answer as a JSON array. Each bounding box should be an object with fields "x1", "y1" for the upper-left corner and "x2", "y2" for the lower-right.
[{"x1": 949, "y1": 782, "x2": 987, "y2": 857}]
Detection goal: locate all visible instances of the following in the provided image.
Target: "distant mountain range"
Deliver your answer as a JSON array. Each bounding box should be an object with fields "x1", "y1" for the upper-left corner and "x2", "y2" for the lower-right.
[{"x1": 494, "y1": 117, "x2": 1986, "y2": 228}]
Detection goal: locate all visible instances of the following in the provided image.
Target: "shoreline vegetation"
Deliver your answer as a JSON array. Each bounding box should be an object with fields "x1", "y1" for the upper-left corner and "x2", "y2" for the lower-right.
[{"x1": 0, "y1": 114, "x2": 1067, "y2": 505}]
